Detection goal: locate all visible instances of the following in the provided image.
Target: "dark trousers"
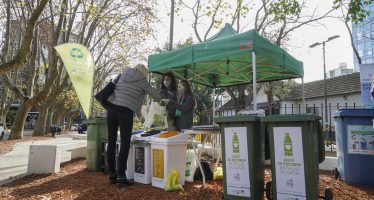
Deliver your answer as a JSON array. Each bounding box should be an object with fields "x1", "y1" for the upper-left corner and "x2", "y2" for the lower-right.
[{"x1": 106, "y1": 103, "x2": 133, "y2": 178}]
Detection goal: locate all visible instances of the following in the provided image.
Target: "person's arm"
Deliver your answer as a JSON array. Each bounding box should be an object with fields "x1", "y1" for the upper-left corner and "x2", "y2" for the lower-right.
[
  {"x1": 169, "y1": 94, "x2": 194, "y2": 112},
  {"x1": 142, "y1": 79, "x2": 162, "y2": 101}
]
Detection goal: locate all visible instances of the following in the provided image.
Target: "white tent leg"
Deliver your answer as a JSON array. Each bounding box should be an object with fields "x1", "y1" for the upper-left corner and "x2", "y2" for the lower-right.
[
  {"x1": 212, "y1": 88, "x2": 216, "y2": 124},
  {"x1": 252, "y1": 52, "x2": 257, "y2": 111}
]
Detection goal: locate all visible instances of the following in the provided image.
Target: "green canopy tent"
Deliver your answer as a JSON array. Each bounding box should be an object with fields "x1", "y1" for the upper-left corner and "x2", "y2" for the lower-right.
[{"x1": 148, "y1": 23, "x2": 304, "y2": 111}]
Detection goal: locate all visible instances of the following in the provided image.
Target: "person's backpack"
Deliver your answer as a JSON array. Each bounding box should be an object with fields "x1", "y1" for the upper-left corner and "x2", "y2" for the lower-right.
[{"x1": 194, "y1": 161, "x2": 213, "y2": 180}]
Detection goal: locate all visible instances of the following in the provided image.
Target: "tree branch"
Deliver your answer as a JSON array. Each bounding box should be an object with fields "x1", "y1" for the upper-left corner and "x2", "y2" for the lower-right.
[{"x1": 0, "y1": 0, "x2": 49, "y2": 73}]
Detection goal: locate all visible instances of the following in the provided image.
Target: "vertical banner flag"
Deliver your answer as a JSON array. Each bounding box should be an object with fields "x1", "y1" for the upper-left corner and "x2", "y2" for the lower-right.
[
  {"x1": 359, "y1": 64, "x2": 374, "y2": 108},
  {"x1": 55, "y1": 43, "x2": 94, "y2": 117}
]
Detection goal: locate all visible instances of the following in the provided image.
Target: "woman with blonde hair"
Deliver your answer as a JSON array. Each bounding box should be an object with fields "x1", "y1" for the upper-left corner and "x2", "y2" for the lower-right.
[{"x1": 106, "y1": 64, "x2": 161, "y2": 186}]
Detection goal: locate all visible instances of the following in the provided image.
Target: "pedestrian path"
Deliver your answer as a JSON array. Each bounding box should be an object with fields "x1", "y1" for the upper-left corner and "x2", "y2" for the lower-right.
[{"x1": 0, "y1": 133, "x2": 85, "y2": 186}]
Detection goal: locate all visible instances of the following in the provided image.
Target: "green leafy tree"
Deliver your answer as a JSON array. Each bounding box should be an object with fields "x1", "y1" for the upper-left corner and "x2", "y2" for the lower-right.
[
  {"x1": 334, "y1": 0, "x2": 373, "y2": 23},
  {"x1": 333, "y1": 0, "x2": 374, "y2": 65}
]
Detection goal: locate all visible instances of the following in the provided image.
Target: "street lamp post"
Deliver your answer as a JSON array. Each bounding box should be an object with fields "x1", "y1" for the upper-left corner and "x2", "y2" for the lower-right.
[
  {"x1": 309, "y1": 35, "x2": 340, "y2": 127},
  {"x1": 169, "y1": 0, "x2": 175, "y2": 51}
]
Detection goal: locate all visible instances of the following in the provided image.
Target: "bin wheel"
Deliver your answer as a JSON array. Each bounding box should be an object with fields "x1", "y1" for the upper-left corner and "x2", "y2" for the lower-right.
[
  {"x1": 324, "y1": 187, "x2": 333, "y2": 200},
  {"x1": 332, "y1": 167, "x2": 339, "y2": 179},
  {"x1": 265, "y1": 181, "x2": 273, "y2": 200}
]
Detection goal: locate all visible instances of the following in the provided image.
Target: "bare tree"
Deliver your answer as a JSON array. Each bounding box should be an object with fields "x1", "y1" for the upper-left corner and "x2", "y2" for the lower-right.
[
  {"x1": 0, "y1": 0, "x2": 158, "y2": 139},
  {"x1": 177, "y1": 0, "x2": 334, "y2": 111},
  {"x1": 0, "y1": 0, "x2": 49, "y2": 73}
]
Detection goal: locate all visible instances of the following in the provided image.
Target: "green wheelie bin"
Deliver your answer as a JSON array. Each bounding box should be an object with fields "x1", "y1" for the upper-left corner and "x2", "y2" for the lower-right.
[
  {"x1": 84, "y1": 117, "x2": 108, "y2": 171},
  {"x1": 215, "y1": 115, "x2": 264, "y2": 200},
  {"x1": 261, "y1": 114, "x2": 332, "y2": 200}
]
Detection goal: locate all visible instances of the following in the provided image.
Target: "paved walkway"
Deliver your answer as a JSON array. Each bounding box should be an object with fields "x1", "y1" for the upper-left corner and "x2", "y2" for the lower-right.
[{"x1": 0, "y1": 133, "x2": 86, "y2": 186}]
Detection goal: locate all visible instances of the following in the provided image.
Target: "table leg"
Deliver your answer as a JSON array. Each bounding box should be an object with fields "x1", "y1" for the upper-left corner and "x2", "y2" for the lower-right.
[
  {"x1": 190, "y1": 139, "x2": 206, "y2": 186},
  {"x1": 213, "y1": 135, "x2": 215, "y2": 165}
]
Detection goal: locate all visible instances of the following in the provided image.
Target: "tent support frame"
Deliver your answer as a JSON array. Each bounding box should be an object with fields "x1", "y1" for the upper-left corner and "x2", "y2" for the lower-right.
[{"x1": 252, "y1": 51, "x2": 257, "y2": 110}]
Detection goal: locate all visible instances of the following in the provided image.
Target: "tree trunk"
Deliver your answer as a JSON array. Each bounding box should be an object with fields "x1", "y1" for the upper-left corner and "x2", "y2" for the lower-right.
[
  {"x1": 237, "y1": 85, "x2": 246, "y2": 108},
  {"x1": 33, "y1": 106, "x2": 49, "y2": 136},
  {"x1": 52, "y1": 110, "x2": 59, "y2": 125},
  {"x1": 56, "y1": 112, "x2": 64, "y2": 126},
  {"x1": 45, "y1": 110, "x2": 53, "y2": 133},
  {"x1": 66, "y1": 116, "x2": 73, "y2": 131},
  {"x1": 1, "y1": 92, "x2": 8, "y2": 125},
  {"x1": 0, "y1": 87, "x2": 10, "y2": 126},
  {"x1": 2, "y1": 101, "x2": 12, "y2": 128},
  {"x1": 266, "y1": 84, "x2": 274, "y2": 115},
  {"x1": 9, "y1": 99, "x2": 33, "y2": 139}
]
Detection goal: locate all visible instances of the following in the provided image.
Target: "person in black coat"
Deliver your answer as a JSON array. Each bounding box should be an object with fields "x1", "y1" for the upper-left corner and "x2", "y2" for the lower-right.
[{"x1": 159, "y1": 72, "x2": 178, "y2": 131}]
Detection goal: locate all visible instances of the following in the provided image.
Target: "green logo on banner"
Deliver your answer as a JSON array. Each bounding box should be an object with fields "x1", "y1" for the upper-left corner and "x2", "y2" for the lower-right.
[
  {"x1": 69, "y1": 48, "x2": 84, "y2": 59},
  {"x1": 284, "y1": 132, "x2": 293, "y2": 156},
  {"x1": 232, "y1": 132, "x2": 240, "y2": 154}
]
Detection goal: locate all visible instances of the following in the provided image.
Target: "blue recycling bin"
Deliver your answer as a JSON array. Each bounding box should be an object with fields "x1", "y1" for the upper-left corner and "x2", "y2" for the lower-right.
[{"x1": 333, "y1": 109, "x2": 374, "y2": 186}]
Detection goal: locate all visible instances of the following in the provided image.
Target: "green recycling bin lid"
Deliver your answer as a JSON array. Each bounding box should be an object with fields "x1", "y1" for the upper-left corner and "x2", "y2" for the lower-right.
[
  {"x1": 83, "y1": 117, "x2": 106, "y2": 124},
  {"x1": 260, "y1": 114, "x2": 321, "y2": 123},
  {"x1": 214, "y1": 115, "x2": 260, "y2": 123}
]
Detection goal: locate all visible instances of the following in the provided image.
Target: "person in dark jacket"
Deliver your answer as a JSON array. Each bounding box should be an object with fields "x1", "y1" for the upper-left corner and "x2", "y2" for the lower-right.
[
  {"x1": 167, "y1": 80, "x2": 195, "y2": 131},
  {"x1": 159, "y1": 72, "x2": 178, "y2": 131},
  {"x1": 106, "y1": 64, "x2": 161, "y2": 186}
]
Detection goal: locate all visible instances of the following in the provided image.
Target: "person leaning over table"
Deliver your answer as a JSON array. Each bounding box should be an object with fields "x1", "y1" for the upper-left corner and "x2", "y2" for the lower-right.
[
  {"x1": 159, "y1": 72, "x2": 178, "y2": 131},
  {"x1": 165, "y1": 80, "x2": 195, "y2": 132},
  {"x1": 106, "y1": 64, "x2": 163, "y2": 186}
]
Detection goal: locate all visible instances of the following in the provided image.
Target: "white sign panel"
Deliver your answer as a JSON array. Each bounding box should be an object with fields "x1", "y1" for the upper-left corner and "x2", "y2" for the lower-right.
[
  {"x1": 277, "y1": 193, "x2": 306, "y2": 200},
  {"x1": 359, "y1": 64, "x2": 374, "y2": 108},
  {"x1": 224, "y1": 127, "x2": 251, "y2": 197},
  {"x1": 347, "y1": 125, "x2": 374, "y2": 155},
  {"x1": 274, "y1": 127, "x2": 306, "y2": 197}
]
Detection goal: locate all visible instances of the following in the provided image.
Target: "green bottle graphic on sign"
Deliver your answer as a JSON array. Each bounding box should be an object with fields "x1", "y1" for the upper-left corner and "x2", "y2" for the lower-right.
[
  {"x1": 284, "y1": 133, "x2": 293, "y2": 156},
  {"x1": 233, "y1": 132, "x2": 240, "y2": 154}
]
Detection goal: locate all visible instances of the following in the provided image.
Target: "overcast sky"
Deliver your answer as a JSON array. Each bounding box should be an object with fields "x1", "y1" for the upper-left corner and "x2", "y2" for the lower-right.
[{"x1": 152, "y1": 0, "x2": 354, "y2": 83}]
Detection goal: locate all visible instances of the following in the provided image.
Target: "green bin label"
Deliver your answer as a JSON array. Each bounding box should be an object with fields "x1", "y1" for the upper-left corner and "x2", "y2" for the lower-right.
[
  {"x1": 232, "y1": 132, "x2": 240, "y2": 154},
  {"x1": 274, "y1": 127, "x2": 306, "y2": 198},
  {"x1": 347, "y1": 125, "x2": 374, "y2": 155},
  {"x1": 284, "y1": 133, "x2": 293, "y2": 156},
  {"x1": 224, "y1": 127, "x2": 251, "y2": 197}
]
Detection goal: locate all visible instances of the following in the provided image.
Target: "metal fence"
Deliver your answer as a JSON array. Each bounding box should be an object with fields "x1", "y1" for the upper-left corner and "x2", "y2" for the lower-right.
[
  {"x1": 196, "y1": 102, "x2": 363, "y2": 156},
  {"x1": 198, "y1": 102, "x2": 362, "y2": 128}
]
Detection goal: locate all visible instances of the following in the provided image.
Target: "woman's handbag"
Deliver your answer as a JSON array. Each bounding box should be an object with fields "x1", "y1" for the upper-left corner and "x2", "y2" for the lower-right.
[{"x1": 94, "y1": 74, "x2": 121, "y2": 109}]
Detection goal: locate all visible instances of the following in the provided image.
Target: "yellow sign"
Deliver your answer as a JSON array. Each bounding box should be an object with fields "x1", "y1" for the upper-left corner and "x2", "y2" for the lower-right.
[
  {"x1": 54, "y1": 43, "x2": 94, "y2": 117},
  {"x1": 152, "y1": 149, "x2": 164, "y2": 179}
]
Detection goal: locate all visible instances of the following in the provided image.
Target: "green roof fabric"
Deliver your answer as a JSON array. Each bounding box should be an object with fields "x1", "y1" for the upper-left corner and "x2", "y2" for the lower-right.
[{"x1": 148, "y1": 23, "x2": 303, "y2": 87}]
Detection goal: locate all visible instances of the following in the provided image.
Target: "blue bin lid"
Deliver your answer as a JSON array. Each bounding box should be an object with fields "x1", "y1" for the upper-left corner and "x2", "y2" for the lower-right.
[{"x1": 333, "y1": 109, "x2": 374, "y2": 118}]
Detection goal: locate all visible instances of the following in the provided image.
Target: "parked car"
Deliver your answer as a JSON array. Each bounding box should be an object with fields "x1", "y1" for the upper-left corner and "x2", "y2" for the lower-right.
[
  {"x1": 71, "y1": 124, "x2": 79, "y2": 131},
  {"x1": 0, "y1": 123, "x2": 5, "y2": 140},
  {"x1": 77, "y1": 124, "x2": 87, "y2": 134}
]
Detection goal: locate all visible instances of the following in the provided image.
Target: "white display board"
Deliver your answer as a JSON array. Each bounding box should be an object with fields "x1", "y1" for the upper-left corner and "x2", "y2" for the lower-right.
[
  {"x1": 224, "y1": 127, "x2": 251, "y2": 197},
  {"x1": 347, "y1": 125, "x2": 374, "y2": 155},
  {"x1": 274, "y1": 127, "x2": 306, "y2": 199},
  {"x1": 359, "y1": 64, "x2": 374, "y2": 108}
]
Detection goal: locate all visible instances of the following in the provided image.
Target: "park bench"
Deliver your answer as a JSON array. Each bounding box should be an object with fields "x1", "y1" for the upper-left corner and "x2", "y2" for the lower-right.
[{"x1": 27, "y1": 140, "x2": 87, "y2": 174}]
